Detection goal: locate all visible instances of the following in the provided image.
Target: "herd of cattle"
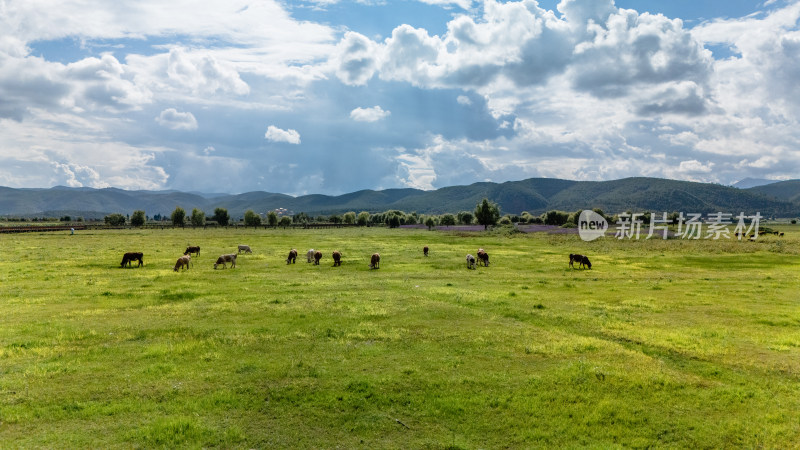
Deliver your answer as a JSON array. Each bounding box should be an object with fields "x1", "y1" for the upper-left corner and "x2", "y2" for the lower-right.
[{"x1": 120, "y1": 245, "x2": 593, "y2": 271}]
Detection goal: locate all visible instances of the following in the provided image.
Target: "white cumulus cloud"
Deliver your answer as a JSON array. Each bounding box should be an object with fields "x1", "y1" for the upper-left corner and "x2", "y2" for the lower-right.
[
  {"x1": 265, "y1": 125, "x2": 301, "y2": 144},
  {"x1": 156, "y1": 108, "x2": 198, "y2": 130},
  {"x1": 350, "y1": 106, "x2": 391, "y2": 122},
  {"x1": 678, "y1": 159, "x2": 714, "y2": 173}
]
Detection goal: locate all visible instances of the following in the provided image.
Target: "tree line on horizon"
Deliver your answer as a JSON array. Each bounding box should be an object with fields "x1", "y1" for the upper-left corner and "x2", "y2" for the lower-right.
[
  {"x1": 101, "y1": 201, "x2": 692, "y2": 230},
  {"x1": 98, "y1": 198, "x2": 507, "y2": 230},
  {"x1": 10, "y1": 199, "x2": 792, "y2": 228}
]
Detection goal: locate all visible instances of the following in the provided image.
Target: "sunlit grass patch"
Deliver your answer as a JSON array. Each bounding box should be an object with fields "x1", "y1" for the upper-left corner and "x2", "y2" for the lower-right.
[{"x1": 0, "y1": 227, "x2": 799, "y2": 447}]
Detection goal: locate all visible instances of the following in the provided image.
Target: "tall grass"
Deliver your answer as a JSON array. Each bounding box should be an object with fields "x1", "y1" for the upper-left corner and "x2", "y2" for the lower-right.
[{"x1": 1, "y1": 227, "x2": 799, "y2": 447}]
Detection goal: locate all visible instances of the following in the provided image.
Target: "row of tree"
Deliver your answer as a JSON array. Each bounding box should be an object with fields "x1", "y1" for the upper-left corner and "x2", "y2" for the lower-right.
[
  {"x1": 103, "y1": 198, "x2": 505, "y2": 229},
  {"x1": 113, "y1": 202, "x2": 743, "y2": 230},
  {"x1": 77, "y1": 204, "x2": 800, "y2": 229}
]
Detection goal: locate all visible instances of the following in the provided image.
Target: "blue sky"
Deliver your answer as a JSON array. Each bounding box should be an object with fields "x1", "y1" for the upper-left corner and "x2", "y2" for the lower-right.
[{"x1": 1, "y1": 0, "x2": 799, "y2": 195}]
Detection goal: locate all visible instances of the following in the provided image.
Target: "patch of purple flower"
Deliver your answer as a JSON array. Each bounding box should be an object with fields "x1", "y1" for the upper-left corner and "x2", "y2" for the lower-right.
[
  {"x1": 399, "y1": 224, "x2": 488, "y2": 231},
  {"x1": 400, "y1": 224, "x2": 586, "y2": 233},
  {"x1": 518, "y1": 224, "x2": 586, "y2": 234}
]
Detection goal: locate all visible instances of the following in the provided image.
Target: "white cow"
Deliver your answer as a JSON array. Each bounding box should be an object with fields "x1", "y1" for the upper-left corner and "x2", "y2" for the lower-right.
[
  {"x1": 306, "y1": 249, "x2": 315, "y2": 263},
  {"x1": 466, "y1": 254, "x2": 476, "y2": 270}
]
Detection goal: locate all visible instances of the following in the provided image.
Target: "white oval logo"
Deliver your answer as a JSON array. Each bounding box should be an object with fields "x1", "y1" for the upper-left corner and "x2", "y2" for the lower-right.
[{"x1": 578, "y1": 210, "x2": 608, "y2": 241}]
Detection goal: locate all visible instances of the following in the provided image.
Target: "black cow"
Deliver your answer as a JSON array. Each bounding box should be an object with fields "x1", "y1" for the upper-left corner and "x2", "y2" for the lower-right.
[{"x1": 121, "y1": 252, "x2": 143, "y2": 268}]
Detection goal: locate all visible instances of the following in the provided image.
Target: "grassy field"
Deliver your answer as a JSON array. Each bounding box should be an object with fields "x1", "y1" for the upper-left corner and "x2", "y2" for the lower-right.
[{"x1": 1, "y1": 226, "x2": 799, "y2": 448}]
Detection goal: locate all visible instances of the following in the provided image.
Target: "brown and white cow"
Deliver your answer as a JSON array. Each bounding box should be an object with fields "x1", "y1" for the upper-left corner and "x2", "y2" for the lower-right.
[
  {"x1": 174, "y1": 254, "x2": 191, "y2": 271},
  {"x1": 477, "y1": 249, "x2": 489, "y2": 266},
  {"x1": 466, "y1": 254, "x2": 476, "y2": 269},
  {"x1": 332, "y1": 251, "x2": 342, "y2": 266},
  {"x1": 369, "y1": 253, "x2": 380, "y2": 269},
  {"x1": 214, "y1": 253, "x2": 237, "y2": 269}
]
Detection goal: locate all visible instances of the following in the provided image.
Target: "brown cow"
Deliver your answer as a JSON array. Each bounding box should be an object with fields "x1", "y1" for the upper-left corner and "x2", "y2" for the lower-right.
[
  {"x1": 120, "y1": 252, "x2": 143, "y2": 268},
  {"x1": 369, "y1": 253, "x2": 380, "y2": 269},
  {"x1": 287, "y1": 249, "x2": 298, "y2": 264},
  {"x1": 184, "y1": 246, "x2": 200, "y2": 257},
  {"x1": 214, "y1": 253, "x2": 237, "y2": 269},
  {"x1": 314, "y1": 250, "x2": 322, "y2": 265},
  {"x1": 332, "y1": 251, "x2": 342, "y2": 267},
  {"x1": 423, "y1": 246, "x2": 429, "y2": 256},
  {"x1": 477, "y1": 249, "x2": 489, "y2": 266},
  {"x1": 174, "y1": 254, "x2": 191, "y2": 271}
]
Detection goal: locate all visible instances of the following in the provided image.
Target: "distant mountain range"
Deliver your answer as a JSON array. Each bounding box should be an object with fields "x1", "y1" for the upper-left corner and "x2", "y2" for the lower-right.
[
  {"x1": 731, "y1": 177, "x2": 783, "y2": 189},
  {"x1": 1, "y1": 177, "x2": 799, "y2": 219}
]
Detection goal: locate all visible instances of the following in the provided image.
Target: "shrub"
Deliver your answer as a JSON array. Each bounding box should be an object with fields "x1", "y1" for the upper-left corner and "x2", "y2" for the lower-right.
[
  {"x1": 131, "y1": 210, "x2": 146, "y2": 227},
  {"x1": 267, "y1": 211, "x2": 278, "y2": 226},
  {"x1": 190, "y1": 208, "x2": 205, "y2": 227},
  {"x1": 244, "y1": 210, "x2": 261, "y2": 227},
  {"x1": 458, "y1": 211, "x2": 474, "y2": 225},
  {"x1": 542, "y1": 210, "x2": 569, "y2": 226},
  {"x1": 293, "y1": 212, "x2": 310, "y2": 224},
  {"x1": 475, "y1": 198, "x2": 501, "y2": 230},
  {"x1": 104, "y1": 213, "x2": 126, "y2": 226},
  {"x1": 212, "y1": 208, "x2": 230, "y2": 226},
  {"x1": 425, "y1": 217, "x2": 436, "y2": 230},
  {"x1": 171, "y1": 207, "x2": 186, "y2": 227},
  {"x1": 440, "y1": 214, "x2": 456, "y2": 226}
]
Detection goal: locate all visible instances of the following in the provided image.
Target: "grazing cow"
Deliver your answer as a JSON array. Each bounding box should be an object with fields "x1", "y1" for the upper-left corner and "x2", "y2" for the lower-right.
[
  {"x1": 238, "y1": 245, "x2": 253, "y2": 254},
  {"x1": 779, "y1": 232, "x2": 785, "y2": 237},
  {"x1": 214, "y1": 253, "x2": 237, "y2": 269},
  {"x1": 466, "y1": 254, "x2": 476, "y2": 269},
  {"x1": 314, "y1": 250, "x2": 322, "y2": 265},
  {"x1": 306, "y1": 249, "x2": 315, "y2": 263},
  {"x1": 184, "y1": 246, "x2": 200, "y2": 257},
  {"x1": 423, "y1": 246, "x2": 429, "y2": 256},
  {"x1": 174, "y1": 254, "x2": 191, "y2": 271},
  {"x1": 568, "y1": 253, "x2": 579, "y2": 268},
  {"x1": 120, "y1": 252, "x2": 144, "y2": 268},
  {"x1": 332, "y1": 251, "x2": 342, "y2": 267},
  {"x1": 287, "y1": 249, "x2": 298, "y2": 264},
  {"x1": 569, "y1": 253, "x2": 592, "y2": 269},
  {"x1": 477, "y1": 249, "x2": 489, "y2": 266},
  {"x1": 369, "y1": 253, "x2": 380, "y2": 269}
]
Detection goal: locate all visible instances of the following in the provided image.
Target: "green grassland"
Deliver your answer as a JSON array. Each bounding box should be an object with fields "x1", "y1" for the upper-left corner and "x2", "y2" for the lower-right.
[{"x1": 1, "y1": 226, "x2": 799, "y2": 448}]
